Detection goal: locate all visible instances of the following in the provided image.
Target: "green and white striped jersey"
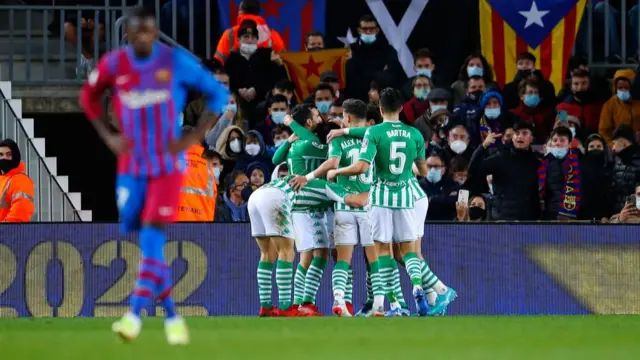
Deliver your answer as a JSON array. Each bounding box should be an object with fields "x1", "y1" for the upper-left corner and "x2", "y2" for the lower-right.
[
  {"x1": 292, "y1": 179, "x2": 351, "y2": 212},
  {"x1": 328, "y1": 134, "x2": 372, "y2": 212},
  {"x1": 287, "y1": 140, "x2": 327, "y2": 176},
  {"x1": 261, "y1": 175, "x2": 296, "y2": 202},
  {"x1": 410, "y1": 177, "x2": 426, "y2": 201},
  {"x1": 359, "y1": 121, "x2": 425, "y2": 209}
]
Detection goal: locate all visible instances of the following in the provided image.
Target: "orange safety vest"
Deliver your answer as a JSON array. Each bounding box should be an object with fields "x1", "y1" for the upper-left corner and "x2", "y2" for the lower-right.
[
  {"x1": 0, "y1": 162, "x2": 35, "y2": 223},
  {"x1": 214, "y1": 14, "x2": 286, "y2": 64},
  {"x1": 177, "y1": 145, "x2": 217, "y2": 222}
]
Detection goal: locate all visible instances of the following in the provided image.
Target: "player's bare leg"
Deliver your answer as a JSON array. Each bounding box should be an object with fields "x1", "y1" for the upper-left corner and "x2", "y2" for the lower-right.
[
  {"x1": 256, "y1": 237, "x2": 278, "y2": 317},
  {"x1": 270, "y1": 236, "x2": 296, "y2": 316}
]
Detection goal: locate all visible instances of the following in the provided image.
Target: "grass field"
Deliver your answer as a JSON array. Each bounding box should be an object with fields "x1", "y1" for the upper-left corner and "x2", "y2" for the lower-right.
[{"x1": 1, "y1": 316, "x2": 638, "y2": 359}]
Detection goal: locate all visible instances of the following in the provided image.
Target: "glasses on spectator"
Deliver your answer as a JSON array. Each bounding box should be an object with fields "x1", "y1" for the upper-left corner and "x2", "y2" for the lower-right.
[{"x1": 235, "y1": 181, "x2": 249, "y2": 189}]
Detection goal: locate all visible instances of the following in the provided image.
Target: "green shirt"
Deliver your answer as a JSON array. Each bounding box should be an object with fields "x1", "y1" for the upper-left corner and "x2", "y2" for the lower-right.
[
  {"x1": 292, "y1": 178, "x2": 351, "y2": 212},
  {"x1": 359, "y1": 120, "x2": 425, "y2": 209},
  {"x1": 271, "y1": 121, "x2": 327, "y2": 176},
  {"x1": 328, "y1": 134, "x2": 372, "y2": 212}
]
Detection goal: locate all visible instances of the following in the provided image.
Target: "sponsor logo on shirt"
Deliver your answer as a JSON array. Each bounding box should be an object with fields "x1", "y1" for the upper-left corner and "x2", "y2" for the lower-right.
[
  {"x1": 155, "y1": 69, "x2": 171, "y2": 82},
  {"x1": 120, "y1": 90, "x2": 171, "y2": 108}
]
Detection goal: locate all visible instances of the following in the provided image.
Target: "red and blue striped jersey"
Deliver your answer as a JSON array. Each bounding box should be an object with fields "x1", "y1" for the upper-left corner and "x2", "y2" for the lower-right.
[{"x1": 80, "y1": 42, "x2": 228, "y2": 177}]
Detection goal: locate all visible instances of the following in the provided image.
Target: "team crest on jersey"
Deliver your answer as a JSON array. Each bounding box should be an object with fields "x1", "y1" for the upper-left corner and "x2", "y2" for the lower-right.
[{"x1": 155, "y1": 69, "x2": 171, "y2": 82}]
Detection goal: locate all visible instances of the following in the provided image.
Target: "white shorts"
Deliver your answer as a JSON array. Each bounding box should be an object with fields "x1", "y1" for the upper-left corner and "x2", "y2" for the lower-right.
[
  {"x1": 334, "y1": 211, "x2": 374, "y2": 247},
  {"x1": 248, "y1": 187, "x2": 294, "y2": 239},
  {"x1": 369, "y1": 206, "x2": 417, "y2": 243},
  {"x1": 414, "y1": 197, "x2": 429, "y2": 238},
  {"x1": 292, "y1": 211, "x2": 330, "y2": 252},
  {"x1": 325, "y1": 210, "x2": 335, "y2": 249}
]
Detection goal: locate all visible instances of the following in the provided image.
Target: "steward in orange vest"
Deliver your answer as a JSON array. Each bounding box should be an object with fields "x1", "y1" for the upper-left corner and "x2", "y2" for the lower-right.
[
  {"x1": 214, "y1": 2, "x2": 285, "y2": 65},
  {"x1": 0, "y1": 139, "x2": 35, "y2": 223},
  {"x1": 177, "y1": 144, "x2": 218, "y2": 222}
]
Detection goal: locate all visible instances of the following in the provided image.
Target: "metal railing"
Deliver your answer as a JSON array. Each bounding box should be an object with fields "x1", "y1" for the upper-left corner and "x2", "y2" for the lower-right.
[
  {"x1": 0, "y1": 0, "x2": 214, "y2": 85},
  {"x1": 0, "y1": 89, "x2": 80, "y2": 221}
]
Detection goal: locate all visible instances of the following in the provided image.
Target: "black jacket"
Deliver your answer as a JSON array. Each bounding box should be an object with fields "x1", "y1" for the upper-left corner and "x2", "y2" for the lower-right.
[
  {"x1": 469, "y1": 145, "x2": 541, "y2": 220},
  {"x1": 540, "y1": 156, "x2": 571, "y2": 220},
  {"x1": 345, "y1": 38, "x2": 405, "y2": 102},
  {"x1": 503, "y1": 70, "x2": 556, "y2": 110},
  {"x1": 419, "y1": 176, "x2": 460, "y2": 221},
  {"x1": 581, "y1": 151, "x2": 613, "y2": 220},
  {"x1": 610, "y1": 145, "x2": 640, "y2": 213}
]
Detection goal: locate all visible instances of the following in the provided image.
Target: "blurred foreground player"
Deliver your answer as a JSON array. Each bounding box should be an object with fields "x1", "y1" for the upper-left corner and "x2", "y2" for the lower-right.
[{"x1": 79, "y1": 7, "x2": 228, "y2": 344}]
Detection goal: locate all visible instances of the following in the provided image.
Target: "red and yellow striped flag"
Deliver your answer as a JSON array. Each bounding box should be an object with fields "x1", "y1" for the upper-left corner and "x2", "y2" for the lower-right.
[
  {"x1": 280, "y1": 49, "x2": 349, "y2": 102},
  {"x1": 479, "y1": 0, "x2": 587, "y2": 91}
]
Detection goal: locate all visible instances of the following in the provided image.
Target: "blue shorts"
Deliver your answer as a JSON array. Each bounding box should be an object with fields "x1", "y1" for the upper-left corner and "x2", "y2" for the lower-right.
[{"x1": 116, "y1": 173, "x2": 183, "y2": 233}]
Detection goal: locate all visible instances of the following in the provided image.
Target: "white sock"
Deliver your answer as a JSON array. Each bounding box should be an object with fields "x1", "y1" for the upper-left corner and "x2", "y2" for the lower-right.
[
  {"x1": 426, "y1": 289, "x2": 437, "y2": 306},
  {"x1": 390, "y1": 301, "x2": 401, "y2": 310},
  {"x1": 373, "y1": 295, "x2": 385, "y2": 309},
  {"x1": 432, "y1": 281, "x2": 448, "y2": 294}
]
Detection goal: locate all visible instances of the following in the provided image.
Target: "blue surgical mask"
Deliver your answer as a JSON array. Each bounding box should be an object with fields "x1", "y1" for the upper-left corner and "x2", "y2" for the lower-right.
[
  {"x1": 416, "y1": 68, "x2": 432, "y2": 78},
  {"x1": 316, "y1": 101, "x2": 332, "y2": 114},
  {"x1": 361, "y1": 34, "x2": 377, "y2": 44},
  {"x1": 549, "y1": 146, "x2": 568, "y2": 159},
  {"x1": 484, "y1": 108, "x2": 501, "y2": 119},
  {"x1": 224, "y1": 104, "x2": 238, "y2": 113},
  {"x1": 213, "y1": 166, "x2": 221, "y2": 180},
  {"x1": 617, "y1": 90, "x2": 631, "y2": 101},
  {"x1": 426, "y1": 168, "x2": 442, "y2": 183},
  {"x1": 467, "y1": 66, "x2": 483, "y2": 77},
  {"x1": 274, "y1": 139, "x2": 286, "y2": 148},
  {"x1": 523, "y1": 94, "x2": 540, "y2": 107},
  {"x1": 414, "y1": 88, "x2": 429, "y2": 100},
  {"x1": 271, "y1": 111, "x2": 286, "y2": 124},
  {"x1": 431, "y1": 104, "x2": 446, "y2": 112}
]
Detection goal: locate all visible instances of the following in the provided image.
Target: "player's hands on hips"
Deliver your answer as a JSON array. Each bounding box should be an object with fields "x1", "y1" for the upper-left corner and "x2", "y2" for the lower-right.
[
  {"x1": 104, "y1": 134, "x2": 129, "y2": 155},
  {"x1": 288, "y1": 175, "x2": 308, "y2": 191},
  {"x1": 288, "y1": 133, "x2": 299, "y2": 143},
  {"x1": 326, "y1": 129, "x2": 346, "y2": 142},
  {"x1": 327, "y1": 169, "x2": 338, "y2": 182}
]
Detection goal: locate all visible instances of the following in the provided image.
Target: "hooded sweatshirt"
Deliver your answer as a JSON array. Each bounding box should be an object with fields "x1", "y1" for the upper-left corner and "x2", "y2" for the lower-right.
[
  {"x1": 234, "y1": 130, "x2": 273, "y2": 173},
  {"x1": 599, "y1": 69, "x2": 640, "y2": 144}
]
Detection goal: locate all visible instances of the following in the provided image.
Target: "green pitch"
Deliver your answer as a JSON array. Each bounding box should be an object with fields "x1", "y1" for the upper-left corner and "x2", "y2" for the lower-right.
[{"x1": 1, "y1": 316, "x2": 638, "y2": 359}]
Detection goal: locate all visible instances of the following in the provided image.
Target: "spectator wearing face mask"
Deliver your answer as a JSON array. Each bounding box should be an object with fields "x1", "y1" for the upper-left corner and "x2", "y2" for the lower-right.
[
  {"x1": 255, "y1": 79, "x2": 296, "y2": 121},
  {"x1": 451, "y1": 53, "x2": 499, "y2": 106},
  {"x1": 345, "y1": 14, "x2": 405, "y2": 102},
  {"x1": 234, "y1": 130, "x2": 272, "y2": 174},
  {"x1": 418, "y1": 152, "x2": 459, "y2": 220},
  {"x1": 401, "y1": 75, "x2": 432, "y2": 125},
  {"x1": 581, "y1": 134, "x2": 613, "y2": 221},
  {"x1": 440, "y1": 125, "x2": 475, "y2": 165},
  {"x1": 502, "y1": 52, "x2": 556, "y2": 110},
  {"x1": 479, "y1": 91, "x2": 515, "y2": 146},
  {"x1": 556, "y1": 69, "x2": 605, "y2": 136},
  {"x1": 538, "y1": 127, "x2": 583, "y2": 221},
  {"x1": 214, "y1": 0, "x2": 285, "y2": 65},
  {"x1": 328, "y1": 99, "x2": 345, "y2": 128},
  {"x1": 241, "y1": 161, "x2": 271, "y2": 201},
  {"x1": 401, "y1": 48, "x2": 442, "y2": 101},
  {"x1": 413, "y1": 88, "x2": 451, "y2": 142},
  {"x1": 215, "y1": 171, "x2": 250, "y2": 222},
  {"x1": 209, "y1": 150, "x2": 224, "y2": 189},
  {"x1": 255, "y1": 94, "x2": 289, "y2": 147},
  {"x1": 214, "y1": 126, "x2": 245, "y2": 181},
  {"x1": 308, "y1": 83, "x2": 336, "y2": 122},
  {"x1": 556, "y1": 56, "x2": 611, "y2": 104},
  {"x1": 267, "y1": 125, "x2": 292, "y2": 157},
  {"x1": 599, "y1": 69, "x2": 640, "y2": 145},
  {"x1": 469, "y1": 122, "x2": 541, "y2": 220},
  {"x1": 553, "y1": 115, "x2": 585, "y2": 153},
  {"x1": 204, "y1": 93, "x2": 247, "y2": 147},
  {"x1": 609, "y1": 125, "x2": 640, "y2": 214},
  {"x1": 0, "y1": 139, "x2": 34, "y2": 223},
  {"x1": 510, "y1": 77, "x2": 555, "y2": 144},
  {"x1": 452, "y1": 76, "x2": 486, "y2": 146},
  {"x1": 609, "y1": 184, "x2": 640, "y2": 223},
  {"x1": 456, "y1": 195, "x2": 488, "y2": 222},
  {"x1": 224, "y1": 19, "x2": 286, "y2": 122},
  {"x1": 305, "y1": 31, "x2": 325, "y2": 51}
]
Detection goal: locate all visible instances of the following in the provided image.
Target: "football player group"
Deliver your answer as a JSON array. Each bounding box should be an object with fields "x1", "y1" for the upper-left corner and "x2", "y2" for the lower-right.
[{"x1": 248, "y1": 88, "x2": 457, "y2": 317}]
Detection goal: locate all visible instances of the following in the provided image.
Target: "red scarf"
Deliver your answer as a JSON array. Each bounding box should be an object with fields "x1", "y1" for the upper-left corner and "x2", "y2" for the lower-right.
[{"x1": 537, "y1": 149, "x2": 581, "y2": 219}]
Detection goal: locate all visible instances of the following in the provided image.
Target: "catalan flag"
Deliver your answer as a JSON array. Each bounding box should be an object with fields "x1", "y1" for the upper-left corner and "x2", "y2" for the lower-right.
[
  {"x1": 479, "y1": 0, "x2": 587, "y2": 91},
  {"x1": 280, "y1": 49, "x2": 349, "y2": 102}
]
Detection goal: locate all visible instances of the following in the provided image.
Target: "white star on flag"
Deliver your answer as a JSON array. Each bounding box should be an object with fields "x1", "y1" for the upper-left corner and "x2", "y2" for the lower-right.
[
  {"x1": 337, "y1": 28, "x2": 357, "y2": 47},
  {"x1": 519, "y1": 1, "x2": 549, "y2": 29}
]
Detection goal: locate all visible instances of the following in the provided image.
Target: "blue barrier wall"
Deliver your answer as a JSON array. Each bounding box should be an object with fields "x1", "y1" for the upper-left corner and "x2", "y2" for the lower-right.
[{"x1": 0, "y1": 224, "x2": 639, "y2": 317}]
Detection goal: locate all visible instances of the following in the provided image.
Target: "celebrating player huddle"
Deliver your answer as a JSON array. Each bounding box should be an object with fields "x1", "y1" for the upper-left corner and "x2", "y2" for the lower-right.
[{"x1": 248, "y1": 88, "x2": 457, "y2": 317}]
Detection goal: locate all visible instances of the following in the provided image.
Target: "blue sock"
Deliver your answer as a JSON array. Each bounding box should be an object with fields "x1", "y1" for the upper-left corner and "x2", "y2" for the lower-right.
[
  {"x1": 158, "y1": 266, "x2": 177, "y2": 319},
  {"x1": 130, "y1": 226, "x2": 167, "y2": 317}
]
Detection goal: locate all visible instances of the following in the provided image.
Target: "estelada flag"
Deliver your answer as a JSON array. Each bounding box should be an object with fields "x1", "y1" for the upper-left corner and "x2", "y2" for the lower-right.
[
  {"x1": 479, "y1": 0, "x2": 587, "y2": 91},
  {"x1": 280, "y1": 48, "x2": 349, "y2": 102}
]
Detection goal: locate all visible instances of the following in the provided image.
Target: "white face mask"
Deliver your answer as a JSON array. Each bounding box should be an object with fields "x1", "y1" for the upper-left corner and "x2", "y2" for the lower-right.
[
  {"x1": 450, "y1": 140, "x2": 468, "y2": 154},
  {"x1": 245, "y1": 144, "x2": 260, "y2": 156},
  {"x1": 229, "y1": 139, "x2": 242, "y2": 153},
  {"x1": 240, "y1": 43, "x2": 258, "y2": 54}
]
